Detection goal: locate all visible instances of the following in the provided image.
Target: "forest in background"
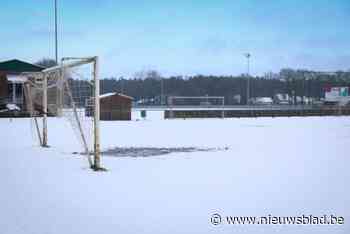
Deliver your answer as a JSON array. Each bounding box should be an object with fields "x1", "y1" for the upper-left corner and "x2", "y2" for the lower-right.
[
  {"x1": 100, "y1": 69, "x2": 350, "y2": 105},
  {"x1": 36, "y1": 59, "x2": 350, "y2": 105}
]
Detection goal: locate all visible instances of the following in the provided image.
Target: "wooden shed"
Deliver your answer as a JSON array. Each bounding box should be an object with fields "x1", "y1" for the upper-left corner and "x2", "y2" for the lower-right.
[{"x1": 87, "y1": 92, "x2": 133, "y2": 120}]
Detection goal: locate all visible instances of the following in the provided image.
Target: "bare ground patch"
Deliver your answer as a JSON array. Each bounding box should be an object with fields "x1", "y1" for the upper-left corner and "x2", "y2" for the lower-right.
[{"x1": 100, "y1": 146, "x2": 228, "y2": 158}]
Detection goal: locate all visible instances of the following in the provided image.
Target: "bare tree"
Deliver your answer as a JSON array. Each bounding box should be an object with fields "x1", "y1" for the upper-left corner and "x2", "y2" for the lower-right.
[
  {"x1": 35, "y1": 58, "x2": 57, "y2": 68},
  {"x1": 134, "y1": 69, "x2": 161, "y2": 80}
]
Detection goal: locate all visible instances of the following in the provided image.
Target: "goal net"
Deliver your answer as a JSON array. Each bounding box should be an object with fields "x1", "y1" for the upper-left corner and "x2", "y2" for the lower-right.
[
  {"x1": 167, "y1": 96, "x2": 225, "y2": 118},
  {"x1": 23, "y1": 57, "x2": 102, "y2": 170}
]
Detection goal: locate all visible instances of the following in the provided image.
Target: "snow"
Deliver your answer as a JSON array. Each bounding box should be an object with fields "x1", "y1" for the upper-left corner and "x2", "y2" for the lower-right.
[
  {"x1": 99, "y1": 92, "x2": 133, "y2": 99},
  {"x1": 6, "y1": 103, "x2": 21, "y2": 111},
  {"x1": 6, "y1": 74, "x2": 28, "y2": 83},
  {"x1": 254, "y1": 97, "x2": 273, "y2": 104},
  {"x1": 0, "y1": 113, "x2": 349, "y2": 234},
  {"x1": 99, "y1": 92, "x2": 117, "y2": 98}
]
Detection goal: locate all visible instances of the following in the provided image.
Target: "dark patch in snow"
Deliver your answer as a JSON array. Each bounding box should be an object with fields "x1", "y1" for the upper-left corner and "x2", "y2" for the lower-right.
[
  {"x1": 243, "y1": 124, "x2": 269, "y2": 128},
  {"x1": 100, "y1": 147, "x2": 228, "y2": 158}
]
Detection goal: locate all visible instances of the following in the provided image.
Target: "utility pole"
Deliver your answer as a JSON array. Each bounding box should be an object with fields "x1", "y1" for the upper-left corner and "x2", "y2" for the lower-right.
[
  {"x1": 54, "y1": 0, "x2": 58, "y2": 63},
  {"x1": 244, "y1": 53, "x2": 251, "y2": 105}
]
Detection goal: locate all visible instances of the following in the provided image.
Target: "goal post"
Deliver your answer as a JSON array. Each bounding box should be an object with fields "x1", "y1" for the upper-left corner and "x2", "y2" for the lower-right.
[
  {"x1": 93, "y1": 58, "x2": 101, "y2": 169},
  {"x1": 43, "y1": 72, "x2": 48, "y2": 147},
  {"x1": 168, "y1": 96, "x2": 225, "y2": 118},
  {"x1": 23, "y1": 56, "x2": 102, "y2": 170}
]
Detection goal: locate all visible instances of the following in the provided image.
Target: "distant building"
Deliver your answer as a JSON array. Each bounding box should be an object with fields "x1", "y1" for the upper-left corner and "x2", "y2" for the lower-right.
[
  {"x1": 0, "y1": 59, "x2": 44, "y2": 114},
  {"x1": 324, "y1": 86, "x2": 350, "y2": 105},
  {"x1": 87, "y1": 92, "x2": 133, "y2": 120}
]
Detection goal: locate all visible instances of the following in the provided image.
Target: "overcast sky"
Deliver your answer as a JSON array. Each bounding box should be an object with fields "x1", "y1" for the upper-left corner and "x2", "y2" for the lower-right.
[{"x1": 1, "y1": 0, "x2": 349, "y2": 77}]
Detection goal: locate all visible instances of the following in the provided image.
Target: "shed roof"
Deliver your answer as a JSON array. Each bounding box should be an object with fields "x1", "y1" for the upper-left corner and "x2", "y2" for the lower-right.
[
  {"x1": 100, "y1": 92, "x2": 133, "y2": 100},
  {"x1": 0, "y1": 59, "x2": 45, "y2": 73},
  {"x1": 100, "y1": 92, "x2": 117, "y2": 98}
]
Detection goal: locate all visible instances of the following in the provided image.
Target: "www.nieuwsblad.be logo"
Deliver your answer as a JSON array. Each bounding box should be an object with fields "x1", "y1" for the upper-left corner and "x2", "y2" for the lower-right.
[{"x1": 210, "y1": 213, "x2": 345, "y2": 226}]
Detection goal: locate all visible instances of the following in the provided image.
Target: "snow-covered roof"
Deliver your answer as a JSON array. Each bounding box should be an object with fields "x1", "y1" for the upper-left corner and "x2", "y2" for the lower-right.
[
  {"x1": 100, "y1": 92, "x2": 116, "y2": 98},
  {"x1": 99, "y1": 92, "x2": 133, "y2": 100},
  {"x1": 6, "y1": 74, "x2": 28, "y2": 83},
  {"x1": 117, "y1": 93, "x2": 134, "y2": 100}
]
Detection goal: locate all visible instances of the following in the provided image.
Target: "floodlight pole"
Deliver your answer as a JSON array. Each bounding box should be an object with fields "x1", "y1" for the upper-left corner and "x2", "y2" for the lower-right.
[
  {"x1": 54, "y1": 0, "x2": 58, "y2": 63},
  {"x1": 245, "y1": 53, "x2": 251, "y2": 105}
]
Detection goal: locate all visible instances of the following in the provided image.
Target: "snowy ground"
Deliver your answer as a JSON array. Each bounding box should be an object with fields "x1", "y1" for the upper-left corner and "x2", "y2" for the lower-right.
[{"x1": 0, "y1": 111, "x2": 349, "y2": 234}]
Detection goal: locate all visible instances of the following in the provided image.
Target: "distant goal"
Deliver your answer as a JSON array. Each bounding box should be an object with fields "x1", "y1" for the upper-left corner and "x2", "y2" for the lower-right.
[{"x1": 167, "y1": 96, "x2": 225, "y2": 119}]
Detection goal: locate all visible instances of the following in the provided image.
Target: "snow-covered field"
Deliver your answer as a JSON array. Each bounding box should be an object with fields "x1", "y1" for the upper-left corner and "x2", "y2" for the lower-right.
[{"x1": 0, "y1": 112, "x2": 349, "y2": 234}]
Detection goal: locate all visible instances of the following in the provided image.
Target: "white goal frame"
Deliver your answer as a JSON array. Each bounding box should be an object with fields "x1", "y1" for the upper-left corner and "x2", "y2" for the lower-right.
[{"x1": 23, "y1": 56, "x2": 102, "y2": 170}]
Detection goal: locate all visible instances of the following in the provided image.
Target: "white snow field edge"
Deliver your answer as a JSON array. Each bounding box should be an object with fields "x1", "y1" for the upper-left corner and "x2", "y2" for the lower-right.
[{"x1": 0, "y1": 112, "x2": 349, "y2": 234}]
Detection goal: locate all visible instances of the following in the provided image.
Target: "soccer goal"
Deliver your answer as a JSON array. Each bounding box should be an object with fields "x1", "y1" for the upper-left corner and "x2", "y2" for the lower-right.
[
  {"x1": 167, "y1": 96, "x2": 225, "y2": 119},
  {"x1": 23, "y1": 57, "x2": 103, "y2": 170}
]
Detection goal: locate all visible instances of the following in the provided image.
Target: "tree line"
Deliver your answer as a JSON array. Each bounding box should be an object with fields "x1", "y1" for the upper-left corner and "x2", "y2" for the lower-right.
[
  {"x1": 35, "y1": 58, "x2": 350, "y2": 105},
  {"x1": 101, "y1": 69, "x2": 350, "y2": 105}
]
